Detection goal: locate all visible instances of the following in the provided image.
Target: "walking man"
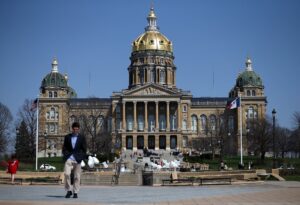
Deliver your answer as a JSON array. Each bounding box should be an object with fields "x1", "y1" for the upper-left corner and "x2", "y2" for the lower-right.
[{"x1": 62, "y1": 122, "x2": 87, "y2": 198}]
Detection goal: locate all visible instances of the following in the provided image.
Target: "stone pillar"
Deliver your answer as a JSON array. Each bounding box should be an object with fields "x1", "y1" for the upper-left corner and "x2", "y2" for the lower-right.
[
  {"x1": 122, "y1": 134, "x2": 126, "y2": 150},
  {"x1": 177, "y1": 101, "x2": 181, "y2": 131},
  {"x1": 166, "y1": 101, "x2": 170, "y2": 131},
  {"x1": 112, "y1": 102, "x2": 116, "y2": 131},
  {"x1": 144, "y1": 135, "x2": 148, "y2": 148},
  {"x1": 155, "y1": 101, "x2": 159, "y2": 131},
  {"x1": 144, "y1": 101, "x2": 148, "y2": 132},
  {"x1": 133, "y1": 101, "x2": 137, "y2": 131},
  {"x1": 166, "y1": 134, "x2": 170, "y2": 151},
  {"x1": 133, "y1": 134, "x2": 137, "y2": 151},
  {"x1": 173, "y1": 70, "x2": 176, "y2": 86},
  {"x1": 122, "y1": 102, "x2": 126, "y2": 130},
  {"x1": 155, "y1": 135, "x2": 159, "y2": 150}
]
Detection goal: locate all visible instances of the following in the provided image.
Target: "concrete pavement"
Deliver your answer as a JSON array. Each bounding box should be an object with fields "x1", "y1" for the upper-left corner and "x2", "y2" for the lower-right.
[{"x1": 0, "y1": 181, "x2": 299, "y2": 205}]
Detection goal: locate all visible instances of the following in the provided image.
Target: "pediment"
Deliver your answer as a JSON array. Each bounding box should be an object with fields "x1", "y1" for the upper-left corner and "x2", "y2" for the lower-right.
[{"x1": 123, "y1": 84, "x2": 179, "y2": 96}]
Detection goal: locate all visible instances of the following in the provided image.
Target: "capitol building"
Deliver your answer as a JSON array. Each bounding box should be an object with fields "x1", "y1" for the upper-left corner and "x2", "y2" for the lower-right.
[{"x1": 37, "y1": 8, "x2": 267, "y2": 158}]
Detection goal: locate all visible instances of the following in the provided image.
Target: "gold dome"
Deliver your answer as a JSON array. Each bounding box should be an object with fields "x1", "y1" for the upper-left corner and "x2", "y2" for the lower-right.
[
  {"x1": 132, "y1": 7, "x2": 173, "y2": 52},
  {"x1": 132, "y1": 31, "x2": 173, "y2": 52}
]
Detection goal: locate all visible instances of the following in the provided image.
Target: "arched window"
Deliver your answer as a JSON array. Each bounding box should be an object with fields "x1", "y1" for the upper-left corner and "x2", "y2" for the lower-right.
[
  {"x1": 182, "y1": 119, "x2": 187, "y2": 130},
  {"x1": 98, "y1": 115, "x2": 105, "y2": 131},
  {"x1": 70, "y1": 115, "x2": 77, "y2": 127},
  {"x1": 49, "y1": 92, "x2": 53, "y2": 98},
  {"x1": 182, "y1": 136, "x2": 188, "y2": 148},
  {"x1": 50, "y1": 108, "x2": 55, "y2": 119},
  {"x1": 191, "y1": 115, "x2": 198, "y2": 132},
  {"x1": 89, "y1": 115, "x2": 95, "y2": 133},
  {"x1": 247, "y1": 90, "x2": 251, "y2": 96},
  {"x1": 209, "y1": 115, "x2": 217, "y2": 131},
  {"x1": 219, "y1": 115, "x2": 224, "y2": 130},
  {"x1": 200, "y1": 114, "x2": 207, "y2": 131},
  {"x1": 127, "y1": 115, "x2": 133, "y2": 131},
  {"x1": 159, "y1": 70, "x2": 165, "y2": 84},
  {"x1": 78, "y1": 115, "x2": 85, "y2": 130},
  {"x1": 247, "y1": 106, "x2": 257, "y2": 119},
  {"x1": 54, "y1": 91, "x2": 57, "y2": 98},
  {"x1": 139, "y1": 69, "x2": 144, "y2": 84},
  {"x1": 252, "y1": 90, "x2": 256, "y2": 96},
  {"x1": 150, "y1": 69, "x2": 155, "y2": 83}
]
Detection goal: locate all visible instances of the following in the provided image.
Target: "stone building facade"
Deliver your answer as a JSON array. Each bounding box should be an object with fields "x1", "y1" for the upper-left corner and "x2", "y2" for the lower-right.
[{"x1": 37, "y1": 8, "x2": 267, "y2": 157}]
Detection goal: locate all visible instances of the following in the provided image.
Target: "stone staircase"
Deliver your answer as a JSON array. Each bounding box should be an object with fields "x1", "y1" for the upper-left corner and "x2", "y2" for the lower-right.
[
  {"x1": 81, "y1": 172, "x2": 115, "y2": 185},
  {"x1": 118, "y1": 172, "x2": 142, "y2": 186},
  {"x1": 122, "y1": 149, "x2": 180, "y2": 171}
]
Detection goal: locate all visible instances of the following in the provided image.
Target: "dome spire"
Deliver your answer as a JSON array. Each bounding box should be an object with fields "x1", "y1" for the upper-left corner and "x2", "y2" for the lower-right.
[
  {"x1": 145, "y1": 6, "x2": 159, "y2": 31},
  {"x1": 51, "y1": 58, "x2": 58, "y2": 73},
  {"x1": 245, "y1": 57, "x2": 253, "y2": 71}
]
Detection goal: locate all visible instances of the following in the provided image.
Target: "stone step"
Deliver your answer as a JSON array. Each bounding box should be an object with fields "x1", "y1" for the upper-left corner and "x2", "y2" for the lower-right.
[{"x1": 81, "y1": 173, "x2": 115, "y2": 185}]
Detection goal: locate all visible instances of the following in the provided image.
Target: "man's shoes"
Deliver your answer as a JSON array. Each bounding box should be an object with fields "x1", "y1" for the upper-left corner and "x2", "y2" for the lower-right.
[
  {"x1": 73, "y1": 193, "x2": 78, "y2": 198},
  {"x1": 65, "y1": 191, "x2": 72, "y2": 198}
]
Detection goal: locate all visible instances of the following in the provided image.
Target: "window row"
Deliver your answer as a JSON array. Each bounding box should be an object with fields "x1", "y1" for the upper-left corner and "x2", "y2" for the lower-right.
[
  {"x1": 187, "y1": 114, "x2": 235, "y2": 133},
  {"x1": 48, "y1": 91, "x2": 58, "y2": 98},
  {"x1": 246, "y1": 90, "x2": 256, "y2": 96},
  {"x1": 69, "y1": 115, "x2": 111, "y2": 132},
  {"x1": 46, "y1": 107, "x2": 59, "y2": 120}
]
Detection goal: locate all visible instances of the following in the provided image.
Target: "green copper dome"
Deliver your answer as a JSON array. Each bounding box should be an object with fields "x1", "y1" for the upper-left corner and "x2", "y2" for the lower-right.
[
  {"x1": 40, "y1": 58, "x2": 77, "y2": 98},
  {"x1": 236, "y1": 58, "x2": 263, "y2": 87},
  {"x1": 41, "y1": 72, "x2": 68, "y2": 88},
  {"x1": 236, "y1": 70, "x2": 263, "y2": 87}
]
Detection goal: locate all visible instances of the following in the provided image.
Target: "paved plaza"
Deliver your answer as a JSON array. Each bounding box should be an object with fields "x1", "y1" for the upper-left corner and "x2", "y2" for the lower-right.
[{"x1": 0, "y1": 181, "x2": 299, "y2": 205}]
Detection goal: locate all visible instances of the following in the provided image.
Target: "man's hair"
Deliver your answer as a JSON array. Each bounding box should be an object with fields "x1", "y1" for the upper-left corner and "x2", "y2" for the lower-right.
[{"x1": 72, "y1": 122, "x2": 80, "y2": 128}]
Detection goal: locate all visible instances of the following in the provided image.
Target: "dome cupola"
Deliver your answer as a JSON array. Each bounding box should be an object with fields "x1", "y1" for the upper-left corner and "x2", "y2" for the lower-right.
[
  {"x1": 41, "y1": 58, "x2": 68, "y2": 88},
  {"x1": 236, "y1": 57, "x2": 263, "y2": 87},
  {"x1": 40, "y1": 58, "x2": 77, "y2": 98},
  {"x1": 132, "y1": 7, "x2": 173, "y2": 53}
]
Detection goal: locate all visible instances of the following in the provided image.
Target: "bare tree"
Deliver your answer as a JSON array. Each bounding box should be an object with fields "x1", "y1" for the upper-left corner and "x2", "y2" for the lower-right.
[
  {"x1": 0, "y1": 102, "x2": 13, "y2": 153},
  {"x1": 290, "y1": 111, "x2": 300, "y2": 157},
  {"x1": 16, "y1": 99, "x2": 37, "y2": 161},
  {"x1": 247, "y1": 117, "x2": 272, "y2": 160},
  {"x1": 76, "y1": 110, "x2": 112, "y2": 155},
  {"x1": 293, "y1": 111, "x2": 300, "y2": 129},
  {"x1": 276, "y1": 127, "x2": 291, "y2": 158}
]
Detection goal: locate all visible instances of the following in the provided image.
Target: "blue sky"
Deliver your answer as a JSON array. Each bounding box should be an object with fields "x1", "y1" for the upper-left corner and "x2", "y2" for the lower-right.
[{"x1": 0, "y1": 0, "x2": 299, "y2": 129}]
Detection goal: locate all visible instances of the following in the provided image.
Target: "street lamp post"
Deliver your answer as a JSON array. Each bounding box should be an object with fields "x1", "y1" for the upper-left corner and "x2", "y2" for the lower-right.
[
  {"x1": 272, "y1": 109, "x2": 276, "y2": 169},
  {"x1": 44, "y1": 132, "x2": 47, "y2": 158}
]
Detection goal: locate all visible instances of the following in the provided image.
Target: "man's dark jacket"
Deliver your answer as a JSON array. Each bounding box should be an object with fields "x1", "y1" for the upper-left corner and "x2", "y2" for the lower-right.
[{"x1": 62, "y1": 133, "x2": 87, "y2": 163}]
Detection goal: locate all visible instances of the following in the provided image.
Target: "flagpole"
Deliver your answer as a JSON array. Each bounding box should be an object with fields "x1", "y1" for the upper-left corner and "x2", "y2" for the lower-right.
[
  {"x1": 239, "y1": 94, "x2": 243, "y2": 165},
  {"x1": 35, "y1": 97, "x2": 39, "y2": 171}
]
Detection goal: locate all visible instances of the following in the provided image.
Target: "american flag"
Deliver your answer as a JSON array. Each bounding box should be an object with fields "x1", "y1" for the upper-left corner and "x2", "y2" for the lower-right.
[{"x1": 31, "y1": 98, "x2": 38, "y2": 111}]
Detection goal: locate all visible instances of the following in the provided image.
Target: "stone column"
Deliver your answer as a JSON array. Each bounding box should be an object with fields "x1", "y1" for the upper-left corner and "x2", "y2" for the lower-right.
[
  {"x1": 173, "y1": 70, "x2": 176, "y2": 86},
  {"x1": 122, "y1": 102, "x2": 126, "y2": 130},
  {"x1": 133, "y1": 134, "x2": 137, "y2": 151},
  {"x1": 133, "y1": 101, "x2": 137, "y2": 131},
  {"x1": 144, "y1": 135, "x2": 148, "y2": 148},
  {"x1": 144, "y1": 101, "x2": 148, "y2": 132},
  {"x1": 177, "y1": 101, "x2": 181, "y2": 131},
  {"x1": 122, "y1": 134, "x2": 126, "y2": 151},
  {"x1": 155, "y1": 101, "x2": 159, "y2": 131},
  {"x1": 112, "y1": 102, "x2": 116, "y2": 131},
  {"x1": 166, "y1": 134, "x2": 170, "y2": 151},
  {"x1": 155, "y1": 135, "x2": 159, "y2": 150},
  {"x1": 166, "y1": 101, "x2": 170, "y2": 131}
]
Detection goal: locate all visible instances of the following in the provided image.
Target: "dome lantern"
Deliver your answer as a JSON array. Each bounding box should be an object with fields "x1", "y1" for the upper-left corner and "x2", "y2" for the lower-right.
[
  {"x1": 132, "y1": 7, "x2": 173, "y2": 52},
  {"x1": 145, "y1": 7, "x2": 159, "y2": 32},
  {"x1": 51, "y1": 58, "x2": 59, "y2": 73},
  {"x1": 245, "y1": 57, "x2": 253, "y2": 71}
]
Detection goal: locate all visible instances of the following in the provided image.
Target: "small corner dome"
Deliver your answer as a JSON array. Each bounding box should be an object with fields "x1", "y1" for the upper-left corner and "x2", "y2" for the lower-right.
[
  {"x1": 236, "y1": 70, "x2": 263, "y2": 87},
  {"x1": 41, "y1": 72, "x2": 68, "y2": 88}
]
